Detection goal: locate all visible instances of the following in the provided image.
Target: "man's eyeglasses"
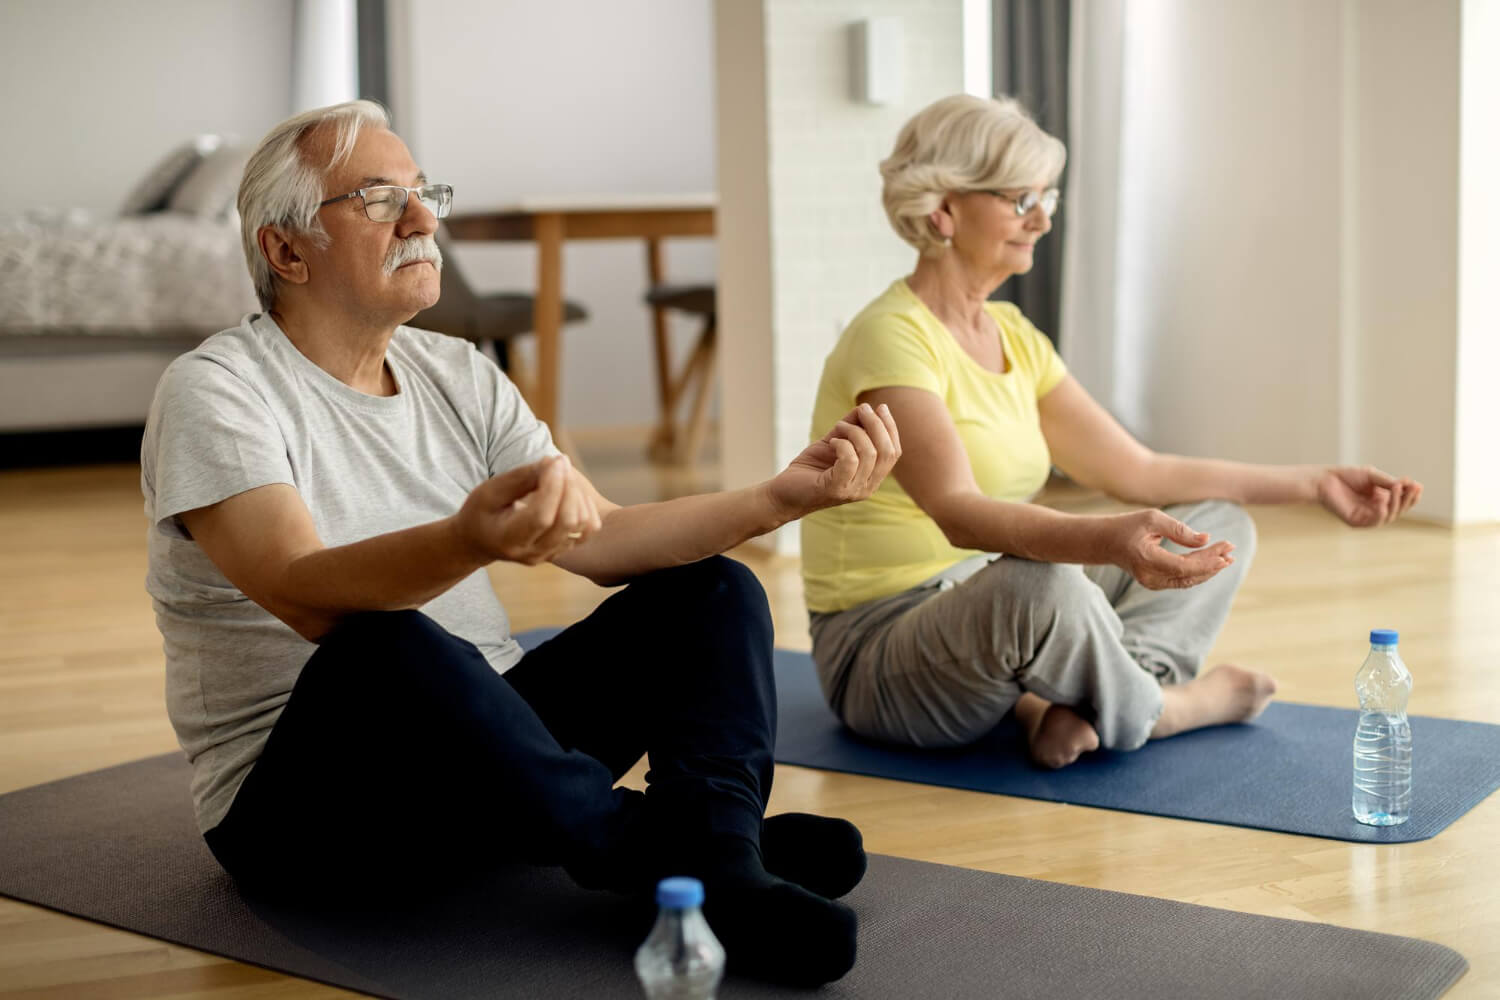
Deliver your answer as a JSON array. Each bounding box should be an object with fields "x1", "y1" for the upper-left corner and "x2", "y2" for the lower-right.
[
  {"x1": 318, "y1": 184, "x2": 454, "y2": 223},
  {"x1": 977, "y1": 187, "x2": 1061, "y2": 218}
]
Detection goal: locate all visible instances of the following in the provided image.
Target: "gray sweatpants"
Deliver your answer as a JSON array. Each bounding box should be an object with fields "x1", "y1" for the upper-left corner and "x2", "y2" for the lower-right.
[{"x1": 808, "y1": 500, "x2": 1257, "y2": 752}]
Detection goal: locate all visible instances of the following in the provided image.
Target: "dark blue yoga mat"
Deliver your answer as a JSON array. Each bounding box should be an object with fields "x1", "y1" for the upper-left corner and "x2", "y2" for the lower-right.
[{"x1": 515, "y1": 630, "x2": 1500, "y2": 844}]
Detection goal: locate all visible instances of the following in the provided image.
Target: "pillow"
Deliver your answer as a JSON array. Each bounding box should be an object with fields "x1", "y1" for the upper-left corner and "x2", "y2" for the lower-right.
[
  {"x1": 166, "y1": 143, "x2": 252, "y2": 221},
  {"x1": 118, "y1": 135, "x2": 222, "y2": 215}
]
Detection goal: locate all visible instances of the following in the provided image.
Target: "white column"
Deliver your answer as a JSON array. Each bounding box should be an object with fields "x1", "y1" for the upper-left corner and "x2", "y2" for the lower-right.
[
  {"x1": 1454, "y1": 0, "x2": 1500, "y2": 523},
  {"x1": 715, "y1": 0, "x2": 965, "y2": 553},
  {"x1": 714, "y1": 0, "x2": 778, "y2": 519}
]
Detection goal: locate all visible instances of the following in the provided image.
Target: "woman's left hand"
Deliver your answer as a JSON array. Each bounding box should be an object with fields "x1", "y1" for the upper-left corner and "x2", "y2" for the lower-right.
[{"x1": 1316, "y1": 466, "x2": 1422, "y2": 527}]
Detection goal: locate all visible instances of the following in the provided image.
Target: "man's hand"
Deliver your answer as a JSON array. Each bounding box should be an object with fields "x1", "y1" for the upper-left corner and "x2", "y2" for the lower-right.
[
  {"x1": 1316, "y1": 466, "x2": 1422, "y2": 527},
  {"x1": 1108, "y1": 509, "x2": 1235, "y2": 590},
  {"x1": 766, "y1": 403, "x2": 902, "y2": 521},
  {"x1": 456, "y1": 455, "x2": 602, "y2": 566}
]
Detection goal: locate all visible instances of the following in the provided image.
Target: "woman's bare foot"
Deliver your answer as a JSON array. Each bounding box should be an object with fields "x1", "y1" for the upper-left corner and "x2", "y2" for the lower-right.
[
  {"x1": 1015, "y1": 693, "x2": 1100, "y2": 769},
  {"x1": 1152, "y1": 665, "x2": 1278, "y2": 740}
]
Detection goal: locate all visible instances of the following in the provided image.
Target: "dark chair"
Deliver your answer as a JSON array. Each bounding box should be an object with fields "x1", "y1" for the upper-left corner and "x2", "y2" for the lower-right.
[
  {"x1": 410, "y1": 229, "x2": 588, "y2": 408},
  {"x1": 644, "y1": 283, "x2": 716, "y2": 465}
]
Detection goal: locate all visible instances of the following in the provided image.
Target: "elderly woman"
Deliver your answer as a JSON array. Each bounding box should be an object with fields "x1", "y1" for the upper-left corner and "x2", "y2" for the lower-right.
[{"x1": 801, "y1": 94, "x2": 1421, "y2": 769}]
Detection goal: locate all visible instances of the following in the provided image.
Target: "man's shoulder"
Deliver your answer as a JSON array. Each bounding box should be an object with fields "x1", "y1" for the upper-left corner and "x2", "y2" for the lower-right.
[
  {"x1": 392, "y1": 324, "x2": 477, "y2": 365},
  {"x1": 171, "y1": 313, "x2": 273, "y2": 373},
  {"x1": 159, "y1": 315, "x2": 266, "y2": 387},
  {"x1": 390, "y1": 325, "x2": 495, "y2": 398}
]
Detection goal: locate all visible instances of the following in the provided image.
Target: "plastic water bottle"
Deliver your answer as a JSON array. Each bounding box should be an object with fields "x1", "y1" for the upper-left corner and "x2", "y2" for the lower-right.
[
  {"x1": 634, "y1": 876, "x2": 726, "y2": 1000},
  {"x1": 1352, "y1": 628, "x2": 1413, "y2": 826}
]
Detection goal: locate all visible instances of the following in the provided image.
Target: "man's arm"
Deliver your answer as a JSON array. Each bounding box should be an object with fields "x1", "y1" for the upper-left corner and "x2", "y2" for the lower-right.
[
  {"x1": 179, "y1": 456, "x2": 595, "y2": 642},
  {"x1": 552, "y1": 404, "x2": 900, "y2": 586}
]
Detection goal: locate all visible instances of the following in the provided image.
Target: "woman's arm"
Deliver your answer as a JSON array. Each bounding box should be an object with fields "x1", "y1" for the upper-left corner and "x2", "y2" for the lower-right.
[
  {"x1": 1038, "y1": 376, "x2": 1422, "y2": 524},
  {"x1": 856, "y1": 386, "x2": 1233, "y2": 589}
]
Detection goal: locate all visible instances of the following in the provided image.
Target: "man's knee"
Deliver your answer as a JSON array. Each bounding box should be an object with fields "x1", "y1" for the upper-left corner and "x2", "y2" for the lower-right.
[
  {"x1": 310, "y1": 609, "x2": 482, "y2": 687},
  {"x1": 315, "y1": 609, "x2": 450, "y2": 661},
  {"x1": 637, "y1": 555, "x2": 772, "y2": 631}
]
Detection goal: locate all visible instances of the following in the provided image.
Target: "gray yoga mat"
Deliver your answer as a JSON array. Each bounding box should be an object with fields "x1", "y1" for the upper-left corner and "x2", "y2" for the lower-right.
[
  {"x1": 512, "y1": 629, "x2": 1500, "y2": 844},
  {"x1": 0, "y1": 754, "x2": 1469, "y2": 999}
]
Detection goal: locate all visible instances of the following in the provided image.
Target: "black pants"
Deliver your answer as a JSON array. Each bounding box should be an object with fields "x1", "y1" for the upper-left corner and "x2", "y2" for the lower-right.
[{"x1": 203, "y1": 556, "x2": 777, "y2": 900}]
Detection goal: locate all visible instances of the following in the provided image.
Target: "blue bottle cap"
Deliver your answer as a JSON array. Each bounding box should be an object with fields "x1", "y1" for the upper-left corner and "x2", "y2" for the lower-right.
[
  {"x1": 1370, "y1": 628, "x2": 1399, "y2": 646},
  {"x1": 656, "y1": 876, "x2": 705, "y2": 908}
]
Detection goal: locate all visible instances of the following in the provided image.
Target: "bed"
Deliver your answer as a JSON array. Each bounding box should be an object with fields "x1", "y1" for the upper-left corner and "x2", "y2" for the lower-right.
[{"x1": 0, "y1": 137, "x2": 259, "y2": 435}]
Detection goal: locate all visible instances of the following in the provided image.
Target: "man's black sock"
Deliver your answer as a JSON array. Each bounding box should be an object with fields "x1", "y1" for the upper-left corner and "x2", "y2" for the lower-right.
[
  {"x1": 760, "y1": 812, "x2": 868, "y2": 899},
  {"x1": 656, "y1": 834, "x2": 859, "y2": 986},
  {"x1": 702, "y1": 875, "x2": 859, "y2": 987}
]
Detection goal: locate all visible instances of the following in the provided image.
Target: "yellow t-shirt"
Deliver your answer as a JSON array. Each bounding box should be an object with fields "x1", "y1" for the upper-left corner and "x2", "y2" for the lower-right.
[{"x1": 801, "y1": 279, "x2": 1068, "y2": 613}]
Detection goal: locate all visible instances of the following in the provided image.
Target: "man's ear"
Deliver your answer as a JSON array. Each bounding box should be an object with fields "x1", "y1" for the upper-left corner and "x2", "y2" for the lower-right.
[{"x1": 257, "y1": 225, "x2": 310, "y2": 287}]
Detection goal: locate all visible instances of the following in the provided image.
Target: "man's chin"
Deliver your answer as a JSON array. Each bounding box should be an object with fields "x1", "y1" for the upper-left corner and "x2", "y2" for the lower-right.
[{"x1": 396, "y1": 289, "x2": 441, "y2": 325}]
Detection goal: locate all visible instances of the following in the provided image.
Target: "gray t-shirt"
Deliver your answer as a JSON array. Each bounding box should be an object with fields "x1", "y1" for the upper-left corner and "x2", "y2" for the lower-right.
[{"x1": 141, "y1": 313, "x2": 556, "y2": 833}]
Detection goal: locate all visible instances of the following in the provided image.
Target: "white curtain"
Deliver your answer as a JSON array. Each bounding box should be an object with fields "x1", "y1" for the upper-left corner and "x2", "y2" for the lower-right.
[
  {"x1": 1057, "y1": 0, "x2": 1125, "y2": 423},
  {"x1": 293, "y1": 0, "x2": 358, "y2": 113}
]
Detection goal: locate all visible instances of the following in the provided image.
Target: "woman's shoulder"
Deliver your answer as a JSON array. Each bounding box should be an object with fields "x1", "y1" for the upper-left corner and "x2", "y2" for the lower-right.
[
  {"x1": 841, "y1": 280, "x2": 939, "y2": 348},
  {"x1": 819, "y1": 281, "x2": 948, "y2": 392},
  {"x1": 986, "y1": 300, "x2": 1055, "y2": 350},
  {"x1": 984, "y1": 300, "x2": 1065, "y2": 388},
  {"x1": 984, "y1": 297, "x2": 1032, "y2": 331}
]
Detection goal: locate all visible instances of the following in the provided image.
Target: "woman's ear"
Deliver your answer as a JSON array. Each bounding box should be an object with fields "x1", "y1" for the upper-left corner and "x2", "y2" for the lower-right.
[
  {"x1": 928, "y1": 197, "x2": 956, "y2": 243},
  {"x1": 257, "y1": 225, "x2": 310, "y2": 287}
]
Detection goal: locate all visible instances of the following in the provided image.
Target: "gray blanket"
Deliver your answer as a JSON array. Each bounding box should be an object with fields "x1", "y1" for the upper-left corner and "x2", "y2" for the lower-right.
[{"x1": 0, "y1": 208, "x2": 256, "y2": 334}]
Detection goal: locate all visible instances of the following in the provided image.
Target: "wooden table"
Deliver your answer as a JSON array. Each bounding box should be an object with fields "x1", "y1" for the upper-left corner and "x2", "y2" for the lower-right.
[{"x1": 444, "y1": 194, "x2": 716, "y2": 458}]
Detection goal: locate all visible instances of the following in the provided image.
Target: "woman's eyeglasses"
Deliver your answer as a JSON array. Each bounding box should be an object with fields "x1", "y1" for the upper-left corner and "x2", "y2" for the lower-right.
[{"x1": 976, "y1": 187, "x2": 1061, "y2": 218}]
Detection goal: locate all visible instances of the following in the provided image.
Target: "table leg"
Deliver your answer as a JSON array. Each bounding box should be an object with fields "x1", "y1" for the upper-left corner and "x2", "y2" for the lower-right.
[
  {"x1": 646, "y1": 237, "x2": 677, "y2": 461},
  {"x1": 532, "y1": 213, "x2": 582, "y2": 465}
]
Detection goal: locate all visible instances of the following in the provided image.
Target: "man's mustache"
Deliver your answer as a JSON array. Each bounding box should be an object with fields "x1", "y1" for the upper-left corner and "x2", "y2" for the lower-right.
[{"x1": 383, "y1": 235, "x2": 444, "y2": 275}]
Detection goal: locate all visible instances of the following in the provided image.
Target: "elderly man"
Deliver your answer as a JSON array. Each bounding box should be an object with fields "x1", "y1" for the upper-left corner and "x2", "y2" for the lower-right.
[{"x1": 140, "y1": 100, "x2": 898, "y2": 987}]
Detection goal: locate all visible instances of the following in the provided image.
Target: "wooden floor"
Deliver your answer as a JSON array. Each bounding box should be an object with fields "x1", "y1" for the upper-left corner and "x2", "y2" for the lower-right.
[{"x1": 2, "y1": 432, "x2": 1498, "y2": 997}]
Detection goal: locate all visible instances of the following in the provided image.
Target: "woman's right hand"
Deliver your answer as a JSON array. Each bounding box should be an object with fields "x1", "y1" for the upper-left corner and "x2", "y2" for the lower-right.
[{"x1": 1107, "y1": 509, "x2": 1234, "y2": 590}]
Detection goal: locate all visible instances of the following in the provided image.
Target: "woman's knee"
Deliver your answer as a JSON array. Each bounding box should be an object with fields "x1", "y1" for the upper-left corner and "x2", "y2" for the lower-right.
[
  {"x1": 1177, "y1": 500, "x2": 1258, "y2": 566},
  {"x1": 1000, "y1": 560, "x2": 1103, "y2": 626}
]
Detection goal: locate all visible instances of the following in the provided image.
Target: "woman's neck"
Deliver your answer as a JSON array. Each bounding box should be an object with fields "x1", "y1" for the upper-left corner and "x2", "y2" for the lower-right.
[{"x1": 906, "y1": 253, "x2": 1013, "y2": 337}]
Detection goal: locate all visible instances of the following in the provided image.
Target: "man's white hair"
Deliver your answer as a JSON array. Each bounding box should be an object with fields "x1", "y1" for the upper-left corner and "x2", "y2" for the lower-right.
[{"x1": 237, "y1": 100, "x2": 391, "y2": 310}]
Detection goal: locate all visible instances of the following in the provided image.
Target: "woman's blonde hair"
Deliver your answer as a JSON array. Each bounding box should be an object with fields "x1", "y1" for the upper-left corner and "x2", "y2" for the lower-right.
[{"x1": 880, "y1": 94, "x2": 1066, "y2": 255}]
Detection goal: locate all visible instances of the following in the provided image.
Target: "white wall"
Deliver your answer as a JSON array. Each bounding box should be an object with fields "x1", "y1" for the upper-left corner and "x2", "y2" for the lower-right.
[
  {"x1": 395, "y1": 0, "x2": 717, "y2": 429},
  {"x1": 716, "y1": 0, "x2": 965, "y2": 551},
  {"x1": 1110, "y1": 0, "x2": 1344, "y2": 463},
  {"x1": 1350, "y1": 0, "x2": 1461, "y2": 520},
  {"x1": 0, "y1": 0, "x2": 294, "y2": 217},
  {"x1": 1066, "y1": 0, "x2": 1497, "y2": 524}
]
